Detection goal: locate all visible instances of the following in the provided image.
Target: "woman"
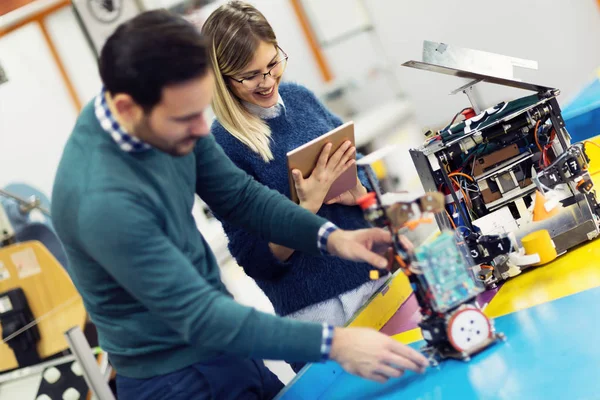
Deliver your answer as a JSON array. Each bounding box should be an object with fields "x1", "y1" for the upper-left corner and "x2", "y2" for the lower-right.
[{"x1": 202, "y1": 2, "x2": 393, "y2": 337}]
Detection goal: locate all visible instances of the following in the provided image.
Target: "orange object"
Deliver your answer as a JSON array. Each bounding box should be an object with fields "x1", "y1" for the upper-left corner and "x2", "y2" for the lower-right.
[
  {"x1": 357, "y1": 192, "x2": 377, "y2": 210},
  {"x1": 448, "y1": 172, "x2": 475, "y2": 182},
  {"x1": 445, "y1": 209, "x2": 457, "y2": 229},
  {"x1": 532, "y1": 190, "x2": 560, "y2": 222},
  {"x1": 461, "y1": 108, "x2": 476, "y2": 120},
  {"x1": 404, "y1": 218, "x2": 433, "y2": 231},
  {"x1": 522, "y1": 229, "x2": 557, "y2": 266},
  {"x1": 289, "y1": 0, "x2": 333, "y2": 83},
  {"x1": 395, "y1": 255, "x2": 406, "y2": 269}
]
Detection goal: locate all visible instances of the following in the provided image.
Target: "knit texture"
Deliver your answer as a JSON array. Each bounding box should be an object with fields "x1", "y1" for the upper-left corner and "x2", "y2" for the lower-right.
[
  {"x1": 51, "y1": 99, "x2": 330, "y2": 379},
  {"x1": 212, "y1": 82, "x2": 385, "y2": 316}
]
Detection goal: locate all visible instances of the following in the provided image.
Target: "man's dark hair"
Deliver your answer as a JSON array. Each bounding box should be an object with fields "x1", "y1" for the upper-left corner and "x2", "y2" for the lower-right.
[{"x1": 99, "y1": 10, "x2": 209, "y2": 112}]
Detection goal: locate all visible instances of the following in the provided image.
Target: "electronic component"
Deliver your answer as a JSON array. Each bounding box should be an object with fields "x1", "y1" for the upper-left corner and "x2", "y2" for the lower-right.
[
  {"x1": 405, "y1": 42, "x2": 600, "y2": 288},
  {"x1": 413, "y1": 232, "x2": 480, "y2": 313},
  {"x1": 356, "y1": 165, "x2": 504, "y2": 365}
]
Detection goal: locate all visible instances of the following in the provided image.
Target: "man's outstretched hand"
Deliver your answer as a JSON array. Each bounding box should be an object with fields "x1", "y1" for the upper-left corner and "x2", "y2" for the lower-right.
[
  {"x1": 326, "y1": 228, "x2": 393, "y2": 269},
  {"x1": 330, "y1": 327, "x2": 429, "y2": 383}
]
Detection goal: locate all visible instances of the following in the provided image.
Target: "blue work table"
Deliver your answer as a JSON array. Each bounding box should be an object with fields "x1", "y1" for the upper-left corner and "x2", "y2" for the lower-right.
[{"x1": 277, "y1": 286, "x2": 600, "y2": 399}]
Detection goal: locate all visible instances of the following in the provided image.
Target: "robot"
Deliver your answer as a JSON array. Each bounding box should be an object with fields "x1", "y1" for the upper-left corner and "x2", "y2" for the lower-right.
[
  {"x1": 356, "y1": 167, "x2": 505, "y2": 366},
  {"x1": 404, "y1": 41, "x2": 600, "y2": 288}
]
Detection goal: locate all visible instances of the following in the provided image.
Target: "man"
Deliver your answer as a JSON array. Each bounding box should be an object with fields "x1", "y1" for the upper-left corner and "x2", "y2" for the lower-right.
[{"x1": 51, "y1": 10, "x2": 428, "y2": 399}]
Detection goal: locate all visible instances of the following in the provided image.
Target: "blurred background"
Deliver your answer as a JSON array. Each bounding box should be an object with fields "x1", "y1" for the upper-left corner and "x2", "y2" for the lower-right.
[{"x1": 1, "y1": 0, "x2": 600, "y2": 392}]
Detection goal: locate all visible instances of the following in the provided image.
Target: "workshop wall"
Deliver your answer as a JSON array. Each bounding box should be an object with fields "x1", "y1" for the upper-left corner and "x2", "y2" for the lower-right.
[
  {"x1": 0, "y1": 0, "x2": 322, "y2": 197},
  {"x1": 363, "y1": 0, "x2": 600, "y2": 130},
  {"x1": 0, "y1": 21, "x2": 79, "y2": 197},
  {"x1": 2, "y1": 0, "x2": 599, "y2": 197}
]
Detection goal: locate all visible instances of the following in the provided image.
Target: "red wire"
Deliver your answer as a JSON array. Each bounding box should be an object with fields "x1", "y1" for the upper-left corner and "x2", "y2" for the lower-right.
[{"x1": 542, "y1": 128, "x2": 556, "y2": 167}]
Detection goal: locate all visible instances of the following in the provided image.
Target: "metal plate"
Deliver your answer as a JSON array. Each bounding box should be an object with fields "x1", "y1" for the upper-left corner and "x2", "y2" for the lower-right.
[
  {"x1": 402, "y1": 60, "x2": 554, "y2": 93},
  {"x1": 513, "y1": 194, "x2": 599, "y2": 253},
  {"x1": 422, "y1": 41, "x2": 538, "y2": 80}
]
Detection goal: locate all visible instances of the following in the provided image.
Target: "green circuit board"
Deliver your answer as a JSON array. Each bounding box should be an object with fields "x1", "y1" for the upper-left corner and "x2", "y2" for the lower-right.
[{"x1": 414, "y1": 231, "x2": 482, "y2": 313}]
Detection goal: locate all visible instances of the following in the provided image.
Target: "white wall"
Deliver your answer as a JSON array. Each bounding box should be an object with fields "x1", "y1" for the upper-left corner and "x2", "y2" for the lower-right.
[
  {"x1": 46, "y1": 6, "x2": 102, "y2": 105},
  {"x1": 143, "y1": 0, "x2": 325, "y2": 92},
  {"x1": 0, "y1": 1, "x2": 323, "y2": 198},
  {"x1": 248, "y1": 0, "x2": 324, "y2": 93},
  {"x1": 0, "y1": 22, "x2": 79, "y2": 197},
  {"x1": 363, "y1": 0, "x2": 600, "y2": 128},
  {"x1": 4, "y1": 0, "x2": 599, "y2": 195}
]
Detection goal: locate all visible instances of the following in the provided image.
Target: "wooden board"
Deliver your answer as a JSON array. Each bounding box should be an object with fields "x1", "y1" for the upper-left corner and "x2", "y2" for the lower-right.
[{"x1": 0, "y1": 241, "x2": 86, "y2": 372}]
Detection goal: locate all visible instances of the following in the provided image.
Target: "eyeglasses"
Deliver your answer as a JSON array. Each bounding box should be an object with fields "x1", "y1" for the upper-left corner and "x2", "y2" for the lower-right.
[{"x1": 228, "y1": 47, "x2": 288, "y2": 90}]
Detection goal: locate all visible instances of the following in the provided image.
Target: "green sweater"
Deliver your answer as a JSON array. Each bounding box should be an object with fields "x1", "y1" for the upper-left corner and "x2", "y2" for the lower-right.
[{"x1": 51, "y1": 101, "x2": 329, "y2": 378}]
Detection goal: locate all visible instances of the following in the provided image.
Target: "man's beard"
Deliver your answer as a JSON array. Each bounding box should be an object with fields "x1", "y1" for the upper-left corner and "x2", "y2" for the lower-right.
[{"x1": 132, "y1": 118, "x2": 194, "y2": 157}]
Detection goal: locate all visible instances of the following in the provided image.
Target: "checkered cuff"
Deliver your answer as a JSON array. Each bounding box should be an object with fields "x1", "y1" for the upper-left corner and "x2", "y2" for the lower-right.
[
  {"x1": 317, "y1": 222, "x2": 338, "y2": 255},
  {"x1": 320, "y1": 323, "x2": 334, "y2": 362}
]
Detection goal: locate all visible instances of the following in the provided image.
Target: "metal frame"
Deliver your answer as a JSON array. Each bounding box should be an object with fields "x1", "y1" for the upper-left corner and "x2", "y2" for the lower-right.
[
  {"x1": 404, "y1": 41, "x2": 594, "y2": 243},
  {"x1": 65, "y1": 326, "x2": 115, "y2": 400}
]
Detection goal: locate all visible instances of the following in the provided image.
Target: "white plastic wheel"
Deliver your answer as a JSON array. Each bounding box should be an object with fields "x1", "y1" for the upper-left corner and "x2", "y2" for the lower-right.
[{"x1": 447, "y1": 307, "x2": 492, "y2": 352}]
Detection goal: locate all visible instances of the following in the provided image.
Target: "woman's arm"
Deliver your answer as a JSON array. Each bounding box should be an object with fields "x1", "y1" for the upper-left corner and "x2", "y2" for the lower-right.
[
  {"x1": 268, "y1": 199, "x2": 322, "y2": 262},
  {"x1": 268, "y1": 140, "x2": 356, "y2": 261}
]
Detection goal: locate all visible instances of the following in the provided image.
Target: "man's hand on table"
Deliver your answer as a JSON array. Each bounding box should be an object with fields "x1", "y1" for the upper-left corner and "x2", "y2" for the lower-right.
[{"x1": 330, "y1": 327, "x2": 429, "y2": 383}]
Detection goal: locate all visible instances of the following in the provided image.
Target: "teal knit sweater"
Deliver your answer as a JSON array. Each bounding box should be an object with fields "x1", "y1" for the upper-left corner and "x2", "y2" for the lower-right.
[{"x1": 51, "y1": 100, "x2": 329, "y2": 379}]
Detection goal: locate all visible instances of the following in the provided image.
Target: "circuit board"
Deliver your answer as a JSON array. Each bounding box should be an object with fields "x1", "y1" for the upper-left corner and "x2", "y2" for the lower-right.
[{"x1": 414, "y1": 232, "x2": 482, "y2": 313}]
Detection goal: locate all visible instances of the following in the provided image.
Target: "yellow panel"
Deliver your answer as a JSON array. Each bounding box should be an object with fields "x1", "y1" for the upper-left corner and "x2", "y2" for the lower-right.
[
  {"x1": 392, "y1": 327, "x2": 423, "y2": 345},
  {"x1": 485, "y1": 137, "x2": 600, "y2": 317},
  {"x1": 371, "y1": 160, "x2": 388, "y2": 180},
  {"x1": 585, "y1": 138, "x2": 600, "y2": 176},
  {"x1": 485, "y1": 227, "x2": 600, "y2": 318},
  {"x1": 0, "y1": 241, "x2": 86, "y2": 372},
  {"x1": 347, "y1": 272, "x2": 412, "y2": 329}
]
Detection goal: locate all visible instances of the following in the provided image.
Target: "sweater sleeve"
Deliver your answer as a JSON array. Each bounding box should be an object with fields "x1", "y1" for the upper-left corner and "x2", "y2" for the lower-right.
[
  {"x1": 222, "y1": 222, "x2": 294, "y2": 280},
  {"x1": 195, "y1": 134, "x2": 328, "y2": 256},
  {"x1": 77, "y1": 190, "x2": 324, "y2": 362}
]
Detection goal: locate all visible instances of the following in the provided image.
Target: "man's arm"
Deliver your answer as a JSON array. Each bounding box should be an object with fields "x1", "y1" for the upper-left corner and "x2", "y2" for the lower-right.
[
  {"x1": 195, "y1": 135, "x2": 327, "y2": 256},
  {"x1": 77, "y1": 190, "x2": 324, "y2": 362}
]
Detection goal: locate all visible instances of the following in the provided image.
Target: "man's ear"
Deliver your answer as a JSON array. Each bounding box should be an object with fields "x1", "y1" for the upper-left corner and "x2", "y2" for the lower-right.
[{"x1": 112, "y1": 93, "x2": 143, "y2": 124}]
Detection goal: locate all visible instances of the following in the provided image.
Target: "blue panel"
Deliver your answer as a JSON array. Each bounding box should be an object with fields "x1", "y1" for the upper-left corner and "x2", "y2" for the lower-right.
[
  {"x1": 563, "y1": 79, "x2": 600, "y2": 143},
  {"x1": 278, "y1": 287, "x2": 600, "y2": 400}
]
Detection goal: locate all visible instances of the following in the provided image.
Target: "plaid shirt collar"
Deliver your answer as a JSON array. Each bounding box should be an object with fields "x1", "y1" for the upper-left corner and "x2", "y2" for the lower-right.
[{"x1": 95, "y1": 88, "x2": 152, "y2": 153}]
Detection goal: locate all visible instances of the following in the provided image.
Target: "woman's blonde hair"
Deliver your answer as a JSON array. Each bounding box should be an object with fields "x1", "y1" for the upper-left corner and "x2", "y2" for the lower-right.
[{"x1": 202, "y1": 1, "x2": 278, "y2": 162}]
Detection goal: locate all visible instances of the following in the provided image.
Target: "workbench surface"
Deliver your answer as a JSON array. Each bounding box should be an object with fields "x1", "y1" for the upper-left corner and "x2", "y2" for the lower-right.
[{"x1": 277, "y1": 230, "x2": 600, "y2": 400}]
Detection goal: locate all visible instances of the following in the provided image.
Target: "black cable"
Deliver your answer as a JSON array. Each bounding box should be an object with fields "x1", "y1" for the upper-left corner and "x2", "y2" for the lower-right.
[{"x1": 442, "y1": 107, "x2": 473, "y2": 132}]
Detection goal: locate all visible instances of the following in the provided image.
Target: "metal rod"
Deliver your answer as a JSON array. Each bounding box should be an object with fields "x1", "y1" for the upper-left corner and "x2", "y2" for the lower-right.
[
  {"x1": 463, "y1": 85, "x2": 483, "y2": 114},
  {"x1": 65, "y1": 326, "x2": 116, "y2": 400},
  {"x1": 0, "y1": 189, "x2": 50, "y2": 216},
  {"x1": 0, "y1": 354, "x2": 75, "y2": 384},
  {"x1": 548, "y1": 97, "x2": 570, "y2": 151}
]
